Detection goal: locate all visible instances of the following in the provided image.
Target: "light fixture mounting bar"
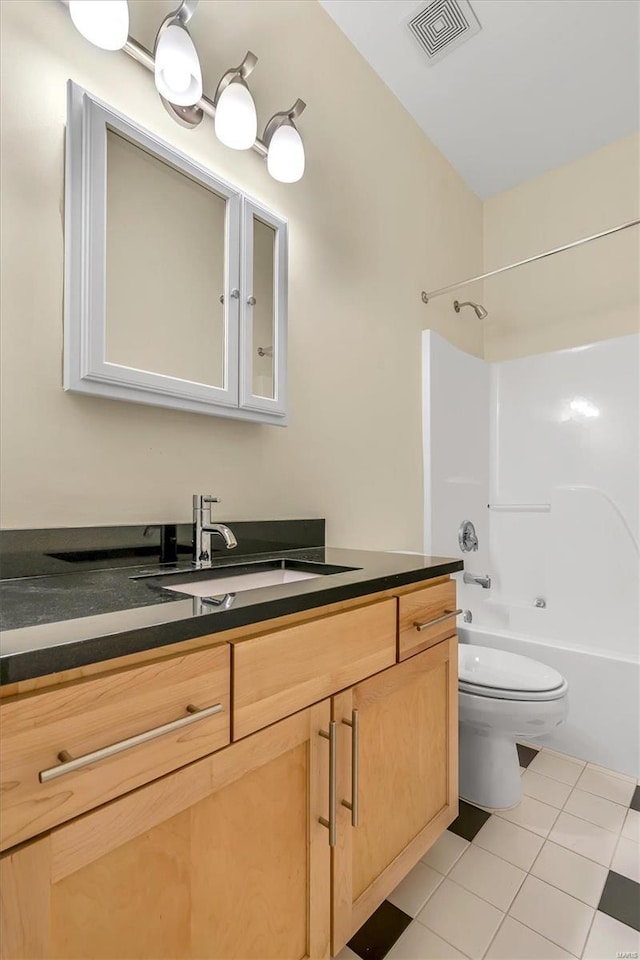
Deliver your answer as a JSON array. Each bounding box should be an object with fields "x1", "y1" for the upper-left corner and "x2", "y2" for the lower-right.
[{"x1": 121, "y1": 34, "x2": 270, "y2": 157}]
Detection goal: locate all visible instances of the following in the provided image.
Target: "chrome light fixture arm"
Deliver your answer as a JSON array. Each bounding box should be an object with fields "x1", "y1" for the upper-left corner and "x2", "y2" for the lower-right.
[
  {"x1": 262, "y1": 99, "x2": 307, "y2": 148},
  {"x1": 155, "y1": 1, "x2": 200, "y2": 47},
  {"x1": 174, "y1": 0, "x2": 198, "y2": 24},
  {"x1": 214, "y1": 51, "x2": 258, "y2": 105}
]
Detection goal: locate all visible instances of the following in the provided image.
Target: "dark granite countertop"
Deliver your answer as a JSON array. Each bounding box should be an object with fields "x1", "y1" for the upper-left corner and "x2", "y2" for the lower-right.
[{"x1": 0, "y1": 528, "x2": 462, "y2": 685}]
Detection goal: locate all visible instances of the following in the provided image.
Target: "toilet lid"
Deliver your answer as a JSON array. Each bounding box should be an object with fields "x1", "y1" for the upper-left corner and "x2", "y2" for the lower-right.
[{"x1": 459, "y1": 644, "x2": 565, "y2": 695}]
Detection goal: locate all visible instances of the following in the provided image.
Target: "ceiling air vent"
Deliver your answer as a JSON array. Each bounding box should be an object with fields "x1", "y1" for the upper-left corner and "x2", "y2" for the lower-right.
[{"x1": 407, "y1": 0, "x2": 481, "y2": 65}]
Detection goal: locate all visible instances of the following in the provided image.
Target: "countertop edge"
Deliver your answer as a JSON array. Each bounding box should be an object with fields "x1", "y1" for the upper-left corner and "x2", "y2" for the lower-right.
[{"x1": 0, "y1": 559, "x2": 463, "y2": 685}]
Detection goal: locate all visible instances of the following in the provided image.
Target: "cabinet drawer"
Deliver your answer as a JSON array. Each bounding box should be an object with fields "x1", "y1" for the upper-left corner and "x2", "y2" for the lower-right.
[
  {"x1": 398, "y1": 579, "x2": 457, "y2": 660},
  {"x1": 0, "y1": 645, "x2": 230, "y2": 850},
  {"x1": 233, "y1": 599, "x2": 397, "y2": 739}
]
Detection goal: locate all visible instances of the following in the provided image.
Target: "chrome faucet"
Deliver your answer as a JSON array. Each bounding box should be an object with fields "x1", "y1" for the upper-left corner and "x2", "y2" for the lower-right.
[
  {"x1": 193, "y1": 495, "x2": 237, "y2": 564},
  {"x1": 463, "y1": 571, "x2": 492, "y2": 590}
]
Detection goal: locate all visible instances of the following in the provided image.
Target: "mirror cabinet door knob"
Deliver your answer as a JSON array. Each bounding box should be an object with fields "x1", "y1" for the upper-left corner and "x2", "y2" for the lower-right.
[{"x1": 247, "y1": 296, "x2": 256, "y2": 306}]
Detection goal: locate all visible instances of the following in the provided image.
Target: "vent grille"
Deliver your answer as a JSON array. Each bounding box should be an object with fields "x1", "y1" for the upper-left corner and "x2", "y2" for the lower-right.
[{"x1": 407, "y1": 0, "x2": 481, "y2": 65}]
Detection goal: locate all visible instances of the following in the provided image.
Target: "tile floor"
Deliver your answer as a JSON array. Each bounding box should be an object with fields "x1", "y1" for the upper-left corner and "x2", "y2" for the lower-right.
[{"x1": 336, "y1": 744, "x2": 640, "y2": 960}]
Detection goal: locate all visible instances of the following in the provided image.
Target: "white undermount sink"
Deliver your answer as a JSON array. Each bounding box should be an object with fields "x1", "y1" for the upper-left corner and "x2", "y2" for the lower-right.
[{"x1": 165, "y1": 568, "x2": 322, "y2": 597}]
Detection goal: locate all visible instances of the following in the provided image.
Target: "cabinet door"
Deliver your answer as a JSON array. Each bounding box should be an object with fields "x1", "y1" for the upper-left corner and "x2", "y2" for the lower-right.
[
  {"x1": 332, "y1": 637, "x2": 458, "y2": 953},
  {"x1": 239, "y1": 198, "x2": 288, "y2": 420},
  {"x1": 64, "y1": 82, "x2": 243, "y2": 418},
  {"x1": 0, "y1": 702, "x2": 331, "y2": 960}
]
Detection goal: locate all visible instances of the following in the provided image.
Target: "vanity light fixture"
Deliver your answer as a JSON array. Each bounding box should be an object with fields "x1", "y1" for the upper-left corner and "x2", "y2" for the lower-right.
[
  {"x1": 213, "y1": 53, "x2": 258, "y2": 150},
  {"x1": 68, "y1": 0, "x2": 129, "y2": 51},
  {"x1": 154, "y1": 0, "x2": 202, "y2": 107},
  {"x1": 263, "y1": 100, "x2": 306, "y2": 184},
  {"x1": 62, "y1": 0, "x2": 307, "y2": 182}
]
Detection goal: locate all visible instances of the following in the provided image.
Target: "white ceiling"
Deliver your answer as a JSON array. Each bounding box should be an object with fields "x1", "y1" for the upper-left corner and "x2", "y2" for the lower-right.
[{"x1": 319, "y1": 0, "x2": 640, "y2": 198}]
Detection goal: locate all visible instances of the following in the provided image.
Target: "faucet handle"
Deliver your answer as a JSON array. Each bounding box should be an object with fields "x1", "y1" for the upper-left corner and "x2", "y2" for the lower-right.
[{"x1": 193, "y1": 495, "x2": 220, "y2": 509}]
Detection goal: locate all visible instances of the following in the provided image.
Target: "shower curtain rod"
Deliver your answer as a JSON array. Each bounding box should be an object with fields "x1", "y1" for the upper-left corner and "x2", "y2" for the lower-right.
[{"x1": 421, "y1": 218, "x2": 640, "y2": 303}]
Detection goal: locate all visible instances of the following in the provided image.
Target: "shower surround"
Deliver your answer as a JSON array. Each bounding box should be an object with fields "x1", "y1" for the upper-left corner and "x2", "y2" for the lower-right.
[{"x1": 423, "y1": 330, "x2": 640, "y2": 776}]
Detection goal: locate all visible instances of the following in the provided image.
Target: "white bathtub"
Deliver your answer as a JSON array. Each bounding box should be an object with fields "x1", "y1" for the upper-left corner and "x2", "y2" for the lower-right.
[{"x1": 457, "y1": 622, "x2": 640, "y2": 779}]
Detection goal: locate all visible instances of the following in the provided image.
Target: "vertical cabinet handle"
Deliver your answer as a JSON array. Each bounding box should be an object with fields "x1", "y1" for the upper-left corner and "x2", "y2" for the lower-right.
[
  {"x1": 341, "y1": 709, "x2": 359, "y2": 827},
  {"x1": 318, "y1": 721, "x2": 337, "y2": 847}
]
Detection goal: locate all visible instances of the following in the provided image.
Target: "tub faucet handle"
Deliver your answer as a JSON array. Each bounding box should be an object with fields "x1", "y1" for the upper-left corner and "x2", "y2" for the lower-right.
[{"x1": 458, "y1": 520, "x2": 479, "y2": 553}]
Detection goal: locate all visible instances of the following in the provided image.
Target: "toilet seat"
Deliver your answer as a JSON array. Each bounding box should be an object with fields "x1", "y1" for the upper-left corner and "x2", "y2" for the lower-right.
[{"x1": 459, "y1": 644, "x2": 568, "y2": 702}]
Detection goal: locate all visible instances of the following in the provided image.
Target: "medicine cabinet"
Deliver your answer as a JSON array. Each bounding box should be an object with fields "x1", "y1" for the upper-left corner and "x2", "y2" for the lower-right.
[{"x1": 64, "y1": 82, "x2": 288, "y2": 424}]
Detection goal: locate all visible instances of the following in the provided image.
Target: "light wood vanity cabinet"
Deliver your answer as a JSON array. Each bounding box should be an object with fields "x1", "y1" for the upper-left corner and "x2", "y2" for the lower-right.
[
  {"x1": 331, "y1": 638, "x2": 458, "y2": 954},
  {"x1": 0, "y1": 575, "x2": 458, "y2": 960},
  {"x1": 1, "y1": 704, "x2": 331, "y2": 960}
]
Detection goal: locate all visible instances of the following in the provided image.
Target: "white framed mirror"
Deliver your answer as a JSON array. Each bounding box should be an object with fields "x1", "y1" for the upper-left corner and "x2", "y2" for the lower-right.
[{"x1": 64, "y1": 82, "x2": 288, "y2": 425}]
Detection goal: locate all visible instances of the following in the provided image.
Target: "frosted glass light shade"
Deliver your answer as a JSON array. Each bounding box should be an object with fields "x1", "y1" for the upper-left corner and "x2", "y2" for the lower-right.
[
  {"x1": 69, "y1": 0, "x2": 129, "y2": 51},
  {"x1": 214, "y1": 81, "x2": 257, "y2": 150},
  {"x1": 154, "y1": 24, "x2": 202, "y2": 106},
  {"x1": 267, "y1": 123, "x2": 305, "y2": 183}
]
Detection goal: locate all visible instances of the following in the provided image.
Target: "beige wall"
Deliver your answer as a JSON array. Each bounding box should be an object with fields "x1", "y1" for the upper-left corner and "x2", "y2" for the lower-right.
[
  {"x1": 482, "y1": 133, "x2": 640, "y2": 361},
  {"x1": 0, "y1": 0, "x2": 483, "y2": 546}
]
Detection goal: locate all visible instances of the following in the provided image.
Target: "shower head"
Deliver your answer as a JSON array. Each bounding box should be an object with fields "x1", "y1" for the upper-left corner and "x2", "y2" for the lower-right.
[{"x1": 454, "y1": 299, "x2": 488, "y2": 320}]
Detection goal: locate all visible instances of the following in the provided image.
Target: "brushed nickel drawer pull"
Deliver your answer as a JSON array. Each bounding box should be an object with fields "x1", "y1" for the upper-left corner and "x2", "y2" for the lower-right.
[
  {"x1": 318, "y1": 721, "x2": 337, "y2": 847},
  {"x1": 39, "y1": 703, "x2": 224, "y2": 783},
  {"x1": 413, "y1": 608, "x2": 462, "y2": 633},
  {"x1": 341, "y1": 709, "x2": 359, "y2": 827}
]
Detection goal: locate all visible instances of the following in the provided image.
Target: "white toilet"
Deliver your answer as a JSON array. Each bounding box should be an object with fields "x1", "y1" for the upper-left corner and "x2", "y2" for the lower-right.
[{"x1": 458, "y1": 645, "x2": 569, "y2": 809}]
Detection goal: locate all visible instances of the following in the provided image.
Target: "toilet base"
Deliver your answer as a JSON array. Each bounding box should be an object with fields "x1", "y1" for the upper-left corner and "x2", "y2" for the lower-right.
[{"x1": 459, "y1": 724, "x2": 523, "y2": 809}]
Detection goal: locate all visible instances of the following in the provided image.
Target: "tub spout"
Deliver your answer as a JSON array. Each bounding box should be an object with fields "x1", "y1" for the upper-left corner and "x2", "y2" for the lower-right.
[{"x1": 463, "y1": 572, "x2": 492, "y2": 589}]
